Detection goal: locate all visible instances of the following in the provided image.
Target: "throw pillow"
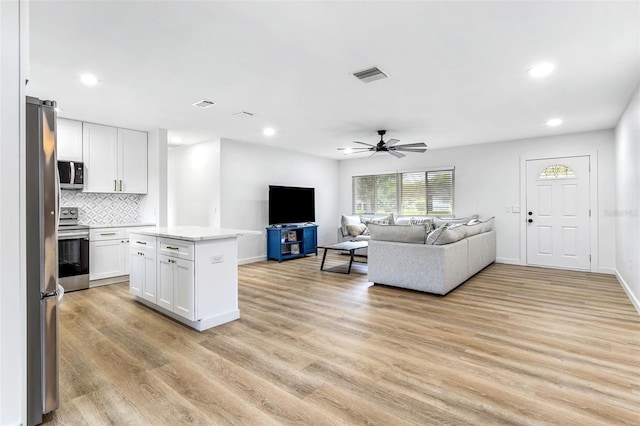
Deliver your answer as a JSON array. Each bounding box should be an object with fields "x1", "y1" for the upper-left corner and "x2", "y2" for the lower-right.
[
  {"x1": 410, "y1": 217, "x2": 435, "y2": 233},
  {"x1": 426, "y1": 224, "x2": 447, "y2": 245},
  {"x1": 428, "y1": 224, "x2": 467, "y2": 245},
  {"x1": 433, "y1": 215, "x2": 479, "y2": 227},
  {"x1": 341, "y1": 214, "x2": 362, "y2": 236},
  {"x1": 362, "y1": 214, "x2": 394, "y2": 225},
  {"x1": 394, "y1": 216, "x2": 412, "y2": 225},
  {"x1": 368, "y1": 223, "x2": 427, "y2": 244},
  {"x1": 346, "y1": 223, "x2": 368, "y2": 237}
]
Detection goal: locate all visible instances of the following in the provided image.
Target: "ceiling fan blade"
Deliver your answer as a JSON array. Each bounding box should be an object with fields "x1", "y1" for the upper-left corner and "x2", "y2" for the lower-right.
[
  {"x1": 395, "y1": 142, "x2": 427, "y2": 148},
  {"x1": 394, "y1": 147, "x2": 427, "y2": 153},
  {"x1": 338, "y1": 147, "x2": 370, "y2": 150},
  {"x1": 388, "y1": 150, "x2": 406, "y2": 158},
  {"x1": 353, "y1": 141, "x2": 375, "y2": 147},
  {"x1": 385, "y1": 138, "x2": 400, "y2": 146}
]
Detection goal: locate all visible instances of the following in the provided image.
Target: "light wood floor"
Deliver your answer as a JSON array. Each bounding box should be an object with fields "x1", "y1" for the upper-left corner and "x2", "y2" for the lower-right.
[{"x1": 44, "y1": 253, "x2": 640, "y2": 425}]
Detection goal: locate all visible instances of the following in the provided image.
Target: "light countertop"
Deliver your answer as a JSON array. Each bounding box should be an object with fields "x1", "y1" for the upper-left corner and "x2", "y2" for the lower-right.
[
  {"x1": 129, "y1": 226, "x2": 262, "y2": 241},
  {"x1": 89, "y1": 223, "x2": 157, "y2": 229}
]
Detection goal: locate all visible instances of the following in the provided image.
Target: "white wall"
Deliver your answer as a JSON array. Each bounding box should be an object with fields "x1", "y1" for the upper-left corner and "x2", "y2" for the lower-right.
[
  {"x1": 1, "y1": 0, "x2": 26, "y2": 424},
  {"x1": 219, "y1": 139, "x2": 339, "y2": 263},
  {"x1": 338, "y1": 130, "x2": 616, "y2": 272},
  {"x1": 167, "y1": 139, "x2": 221, "y2": 228},
  {"x1": 615, "y1": 85, "x2": 640, "y2": 313},
  {"x1": 140, "y1": 128, "x2": 168, "y2": 226}
]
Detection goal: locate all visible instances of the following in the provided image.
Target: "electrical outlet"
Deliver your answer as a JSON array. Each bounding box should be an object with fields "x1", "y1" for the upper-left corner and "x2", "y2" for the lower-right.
[{"x1": 211, "y1": 254, "x2": 224, "y2": 264}]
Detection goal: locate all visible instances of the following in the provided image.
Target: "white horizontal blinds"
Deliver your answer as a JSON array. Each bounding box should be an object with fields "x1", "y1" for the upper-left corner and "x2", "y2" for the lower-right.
[
  {"x1": 354, "y1": 169, "x2": 453, "y2": 215},
  {"x1": 426, "y1": 169, "x2": 454, "y2": 215},
  {"x1": 400, "y1": 172, "x2": 427, "y2": 214},
  {"x1": 375, "y1": 174, "x2": 397, "y2": 214},
  {"x1": 353, "y1": 175, "x2": 376, "y2": 214}
]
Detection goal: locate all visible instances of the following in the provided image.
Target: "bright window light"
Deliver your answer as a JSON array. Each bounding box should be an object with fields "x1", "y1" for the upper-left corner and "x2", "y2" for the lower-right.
[
  {"x1": 263, "y1": 127, "x2": 276, "y2": 136},
  {"x1": 546, "y1": 118, "x2": 563, "y2": 127}
]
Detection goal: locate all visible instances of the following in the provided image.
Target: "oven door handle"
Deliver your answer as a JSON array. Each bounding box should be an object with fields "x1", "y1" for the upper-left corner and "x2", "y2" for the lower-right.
[{"x1": 58, "y1": 232, "x2": 89, "y2": 240}]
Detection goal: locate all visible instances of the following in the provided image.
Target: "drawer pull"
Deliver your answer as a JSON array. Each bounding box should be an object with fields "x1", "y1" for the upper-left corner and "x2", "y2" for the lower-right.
[
  {"x1": 166, "y1": 246, "x2": 180, "y2": 250},
  {"x1": 136, "y1": 241, "x2": 147, "y2": 245},
  {"x1": 101, "y1": 232, "x2": 117, "y2": 236}
]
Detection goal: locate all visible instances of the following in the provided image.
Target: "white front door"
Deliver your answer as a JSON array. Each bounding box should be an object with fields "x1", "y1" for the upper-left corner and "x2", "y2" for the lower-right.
[{"x1": 526, "y1": 156, "x2": 590, "y2": 270}]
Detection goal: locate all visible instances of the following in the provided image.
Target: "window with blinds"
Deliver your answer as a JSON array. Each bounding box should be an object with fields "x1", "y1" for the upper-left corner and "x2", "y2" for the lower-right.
[
  {"x1": 353, "y1": 169, "x2": 454, "y2": 215},
  {"x1": 352, "y1": 173, "x2": 397, "y2": 214}
]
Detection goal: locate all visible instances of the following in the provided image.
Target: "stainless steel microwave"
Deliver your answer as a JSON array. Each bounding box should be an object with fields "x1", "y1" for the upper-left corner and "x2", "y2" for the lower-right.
[{"x1": 57, "y1": 161, "x2": 84, "y2": 190}]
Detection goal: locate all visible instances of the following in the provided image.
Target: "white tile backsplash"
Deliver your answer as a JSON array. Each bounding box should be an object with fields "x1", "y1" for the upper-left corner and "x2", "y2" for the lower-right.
[{"x1": 61, "y1": 191, "x2": 141, "y2": 225}]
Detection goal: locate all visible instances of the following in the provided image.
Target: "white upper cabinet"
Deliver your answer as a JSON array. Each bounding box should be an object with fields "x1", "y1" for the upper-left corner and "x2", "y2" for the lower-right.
[
  {"x1": 118, "y1": 128, "x2": 148, "y2": 194},
  {"x1": 83, "y1": 123, "x2": 147, "y2": 194},
  {"x1": 57, "y1": 118, "x2": 83, "y2": 162},
  {"x1": 83, "y1": 123, "x2": 118, "y2": 192}
]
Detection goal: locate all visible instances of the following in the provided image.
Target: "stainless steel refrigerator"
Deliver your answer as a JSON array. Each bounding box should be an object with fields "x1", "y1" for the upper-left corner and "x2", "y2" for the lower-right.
[{"x1": 26, "y1": 96, "x2": 61, "y2": 425}]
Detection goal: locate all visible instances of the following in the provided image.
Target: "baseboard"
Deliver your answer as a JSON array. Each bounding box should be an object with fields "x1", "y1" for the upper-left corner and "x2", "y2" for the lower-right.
[
  {"x1": 495, "y1": 257, "x2": 521, "y2": 265},
  {"x1": 615, "y1": 270, "x2": 640, "y2": 315},
  {"x1": 238, "y1": 255, "x2": 266, "y2": 265},
  {"x1": 597, "y1": 267, "x2": 616, "y2": 275}
]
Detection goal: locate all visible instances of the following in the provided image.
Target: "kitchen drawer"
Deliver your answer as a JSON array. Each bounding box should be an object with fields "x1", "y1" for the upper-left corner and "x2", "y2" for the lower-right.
[
  {"x1": 130, "y1": 233, "x2": 156, "y2": 250},
  {"x1": 158, "y1": 237, "x2": 194, "y2": 261},
  {"x1": 90, "y1": 228, "x2": 126, "y2": 241}
]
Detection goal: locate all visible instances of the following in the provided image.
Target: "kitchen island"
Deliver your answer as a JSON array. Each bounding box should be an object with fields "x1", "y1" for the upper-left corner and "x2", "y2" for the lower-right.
[{"x1": 128, "y1": 226, "x2": 261, "y2": 331}]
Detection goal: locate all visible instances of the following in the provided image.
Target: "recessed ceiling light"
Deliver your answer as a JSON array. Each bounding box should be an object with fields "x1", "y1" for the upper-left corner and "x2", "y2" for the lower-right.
[
  {"x1": 343, "y1": 148, "x2": 354, "y2": 154},
  {"x1": 546, "y1": 118, "x2": 563, "y2": 127},
  {"x1": 527, "y1": 62, "x2": 555, "y2": 78},
  {"x1": 263, "y1": 127, "x2": 276, "y2": 136},
  {"x1": 80, "y1": 73, "x2": 98, "y2": 85},
  {"x1": 54, "y1": 107, "x2": 62, "y2": 113},
  {"x1": 169, "y1": 137, "x2": 183, "y2": 144}
]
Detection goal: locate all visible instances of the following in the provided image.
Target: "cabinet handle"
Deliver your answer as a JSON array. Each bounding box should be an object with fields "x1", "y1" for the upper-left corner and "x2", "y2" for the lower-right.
[
  {"x1": 101, "y1": 232, "x2": 117, "y2": 236},
  {"x1": 166, "y1": 246, "x2": 179, "y2": 250},
  {"x1": 114, "y1": 179, "x2": 117, "y2": 191},
  {"x1": 136, "y1": 241, "x2": 147, "y2": 245},
  {"x1": 119, "y1": 180, "x2": 123, "y2": 191}
]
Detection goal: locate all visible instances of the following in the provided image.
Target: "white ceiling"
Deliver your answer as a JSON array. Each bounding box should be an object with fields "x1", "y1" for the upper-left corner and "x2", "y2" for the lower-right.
[{"x1": 27, "y1": 1, "x2": 639, "y2": 160}]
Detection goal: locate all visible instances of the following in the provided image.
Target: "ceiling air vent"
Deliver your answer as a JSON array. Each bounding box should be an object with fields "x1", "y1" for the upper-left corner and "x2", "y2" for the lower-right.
[
  {"x1": 352, "y1": 66, "x2": 389, "y2": 83},
  {"x1": 191, "y1": 99, "x2": 216, "y2": 108},
  {"x1": 233, "y1": 111, "x2": 254, "y2": 118}
]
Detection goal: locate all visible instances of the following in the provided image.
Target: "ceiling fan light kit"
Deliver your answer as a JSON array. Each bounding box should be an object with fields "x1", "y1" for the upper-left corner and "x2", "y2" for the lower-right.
[{"x1": 338, "y1": 130, "x2": 427, "y2": 158}]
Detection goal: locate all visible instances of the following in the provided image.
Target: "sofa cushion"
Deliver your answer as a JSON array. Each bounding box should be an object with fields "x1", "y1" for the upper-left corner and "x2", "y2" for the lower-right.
[
  {"x1": 341, "y1": 214, "x2": 362, "y2": 236},
  {"x1": 346, "y1": 223, "x2": 368, "y2": 237},
  {"x1": 427, "y1": 224, "x2": 467, "y2": 245},
  {"x1": 368, "y1": 223, "x2": 427, "y2": 244}
]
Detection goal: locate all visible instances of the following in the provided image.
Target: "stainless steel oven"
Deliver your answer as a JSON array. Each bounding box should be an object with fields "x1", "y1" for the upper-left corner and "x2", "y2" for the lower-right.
[{"x1": 58, "y1": 207, "x2": 89, "y2": 291}]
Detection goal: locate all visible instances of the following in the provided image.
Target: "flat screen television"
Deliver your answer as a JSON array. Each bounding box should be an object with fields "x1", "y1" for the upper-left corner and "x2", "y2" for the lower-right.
[{"x1": 269, "y1": 185, "x2": 315, "y2": 225}]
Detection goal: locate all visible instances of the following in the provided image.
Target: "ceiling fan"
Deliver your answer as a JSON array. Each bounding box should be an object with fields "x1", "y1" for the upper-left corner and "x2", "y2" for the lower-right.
[{"x1": 338, "y1": 130, "x2": 427, "y2": 158}]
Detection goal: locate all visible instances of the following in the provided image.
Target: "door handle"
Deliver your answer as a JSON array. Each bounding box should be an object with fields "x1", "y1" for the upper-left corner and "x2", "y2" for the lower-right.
[
  {"x1": 528, "y1": 219, "x2": 533, "y2": 223},
  {"x1": 119, "y1": 180, "x2": 123, "y2": 191},
  {"x1": 528, "y1": 211, "x2": 533, "y2": 215}
]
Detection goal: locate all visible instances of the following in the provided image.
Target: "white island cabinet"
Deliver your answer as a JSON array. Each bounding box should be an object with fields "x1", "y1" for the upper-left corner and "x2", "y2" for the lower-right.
[{"x1": 128, "y1": 226, "x2": 261, "y2": 331}]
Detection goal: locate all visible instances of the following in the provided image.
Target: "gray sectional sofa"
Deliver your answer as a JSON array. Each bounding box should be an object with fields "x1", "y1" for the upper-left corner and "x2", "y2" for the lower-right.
[{"x1": 340, "y1": 215, "x2": 496, "y2": 295}]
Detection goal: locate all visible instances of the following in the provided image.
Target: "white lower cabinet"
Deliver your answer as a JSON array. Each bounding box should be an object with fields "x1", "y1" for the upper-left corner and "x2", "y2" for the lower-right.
[
  {"x1": 129, "y1": 233, "x2": 157, "y2": 300},
  {"x1": 90, "y1": 229, "x2": 127, "y2": 280},
  {"x1": 158, "y1": 254, "x2": 194, "y2": 320}
]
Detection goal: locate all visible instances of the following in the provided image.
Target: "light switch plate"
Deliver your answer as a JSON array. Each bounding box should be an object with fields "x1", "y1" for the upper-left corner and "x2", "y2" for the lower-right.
[
  {"x1": 505, "y1": 206, "x2": 512, "y2": 213},
  {"x1": 512, "y1": 206, "x2": 521, "y2": 213}
]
